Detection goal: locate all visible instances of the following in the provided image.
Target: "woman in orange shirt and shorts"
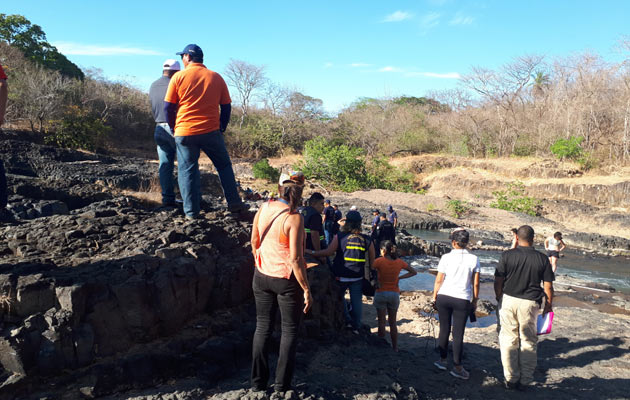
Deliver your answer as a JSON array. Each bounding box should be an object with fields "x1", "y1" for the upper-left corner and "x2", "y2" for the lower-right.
[{"x1": 372, "y1": 240, "x2": 417, "y2": 352}]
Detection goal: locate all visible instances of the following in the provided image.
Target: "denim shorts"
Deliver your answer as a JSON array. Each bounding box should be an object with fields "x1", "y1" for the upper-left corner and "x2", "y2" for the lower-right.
[{"x1": 373, "y1": 291, "x2": 400, "y2": 310}]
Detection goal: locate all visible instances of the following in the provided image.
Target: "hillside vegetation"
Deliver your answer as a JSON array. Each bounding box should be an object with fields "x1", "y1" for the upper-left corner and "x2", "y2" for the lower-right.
[{"x1": 2, "y1": 14, "x2": 630, "y2": 192}]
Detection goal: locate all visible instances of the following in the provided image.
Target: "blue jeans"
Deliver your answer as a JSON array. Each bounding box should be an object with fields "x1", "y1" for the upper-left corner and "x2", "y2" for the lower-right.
[
  {"x1": 154, "y1": 124, "x2": 176, "y2": 205},
  {"x1": 324, "y1": 221, "x2": 335, "y2": 246},
  {"x1": 338, "y1": 280, "x2": 363, "y2": 330},
  {"x1": 175, "y1": 130, "x2": 241, "y2": 217}
]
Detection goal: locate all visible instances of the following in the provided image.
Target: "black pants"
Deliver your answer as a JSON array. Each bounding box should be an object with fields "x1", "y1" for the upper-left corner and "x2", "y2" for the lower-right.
[
  {"x1": 0, "y1": 159, "x2": 6, "y2": 209},
  {"x1": 251, "y1": 269, "x2": 304, "y2": 391},
  {"x1": 436, "y1": 294, "x2": 470, "y2": 366}
]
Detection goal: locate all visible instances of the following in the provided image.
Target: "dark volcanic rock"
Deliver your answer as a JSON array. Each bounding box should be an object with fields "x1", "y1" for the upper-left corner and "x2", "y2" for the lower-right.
[{"x1": 0, "y1": 140, "x2": 346, "y2": 397}]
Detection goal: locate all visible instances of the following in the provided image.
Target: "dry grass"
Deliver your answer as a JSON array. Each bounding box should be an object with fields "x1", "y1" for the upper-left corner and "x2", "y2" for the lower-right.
[
  {"x1": 121, "y1": 175, "x2": 162, "y2": 207},
  {"x1": 0, "y1": 289, "x2": 13, "y2": 315}
]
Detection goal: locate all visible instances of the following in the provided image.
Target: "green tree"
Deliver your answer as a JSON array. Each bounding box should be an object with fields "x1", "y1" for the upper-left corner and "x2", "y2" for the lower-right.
[
  {"x1": 530, "y1": 70, "x2": 550, "y2": 98},
  {"x1": 0, "y1": 14, "x2": 83, "y2": 79},
  {"x1": 550, "y1": 136, "x2": 584, "y2": 161},
  {"x1": 252, "y1": 159, "x2": 280, "y2": 182},
  {"x1": 298, "y1": 137, "x2": 368, "y2": 192}
]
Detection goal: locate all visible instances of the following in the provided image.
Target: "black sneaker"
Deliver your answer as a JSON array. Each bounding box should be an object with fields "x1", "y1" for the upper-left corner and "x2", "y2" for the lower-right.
[
  {"x1": 505, "y1": 381, "x2": 520, "y2": 390},
  {"x1": 228, "y1": 202, "x2": 249, "y2": 213}
]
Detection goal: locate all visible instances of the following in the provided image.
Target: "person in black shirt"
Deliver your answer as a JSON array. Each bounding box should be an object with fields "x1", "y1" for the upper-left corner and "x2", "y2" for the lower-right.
[
  {"x1": 375, "y1": 213, "x2": 396, "y2": 254},
  {"x1": 322, "y1": 199, "x2": 336, "y2": 245},
  {"x1": 301, "y1": 193, "x2": 326, "y2": 264},
  {"x1": 332, "y1": 204, "x2": 342, "y2": 234},
  {"x1": 494, "y1": 225, "x2": 554, "y2": 390}
]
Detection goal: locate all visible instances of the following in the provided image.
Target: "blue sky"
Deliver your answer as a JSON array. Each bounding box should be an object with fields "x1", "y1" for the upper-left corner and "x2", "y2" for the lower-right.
[{"x1": 5, "y1": 1, "x2": 629, "y2": 113}]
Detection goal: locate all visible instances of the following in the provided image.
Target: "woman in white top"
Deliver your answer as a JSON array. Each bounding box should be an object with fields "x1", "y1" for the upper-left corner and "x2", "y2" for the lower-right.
[
  {"x1": 544, "y1": 231, "x2": 566, "y2": 273},
  {"x1": 431, "y1": 228, "x2": 480, "y2": 380}
]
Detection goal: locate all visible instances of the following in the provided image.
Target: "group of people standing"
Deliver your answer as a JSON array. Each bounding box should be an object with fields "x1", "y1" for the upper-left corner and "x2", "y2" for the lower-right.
[
  {"x1": 250, "y1": 174, "x2": 416, "y2": 392},
  {"x1": 250, "y1": 175, "x2": 556, "y2": 393}
]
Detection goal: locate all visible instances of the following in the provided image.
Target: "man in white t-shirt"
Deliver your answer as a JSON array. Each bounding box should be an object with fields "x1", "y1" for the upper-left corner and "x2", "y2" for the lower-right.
[{"x1": 431, "y1": 228, "x2": 480, "y2": 380}]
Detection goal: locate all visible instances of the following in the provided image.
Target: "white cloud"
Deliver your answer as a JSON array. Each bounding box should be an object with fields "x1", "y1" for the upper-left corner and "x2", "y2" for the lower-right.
[
  {"x1": 324, "y1": 62, "x2": 334, "y2": 68},
  {"x1": 350, "y1": 63, "x2": 372, "y2": 68},
  {"x1": 383, "y1": 11, "x2": 413, "y2": 22},
  {"x1": 379, "y1": 66, "x2": 404, "y2": 73},
  {"x1": 53, "y1": 42, "x2": 163, "y2": 56},
  {"x1": 420, "y1": 12, "x2": 441, "y2": 29},
  {"x1": 405, "y1": 71, "x2": 461, "y2": 79},
  {"x1": 449, "y1": 13, "x2": 474, "y2": 25}
]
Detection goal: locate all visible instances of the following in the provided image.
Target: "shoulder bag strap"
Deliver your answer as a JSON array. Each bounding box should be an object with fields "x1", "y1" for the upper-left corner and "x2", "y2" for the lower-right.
[{"x1": 259, "y1": 207, "x2": 289, "y2": 246}]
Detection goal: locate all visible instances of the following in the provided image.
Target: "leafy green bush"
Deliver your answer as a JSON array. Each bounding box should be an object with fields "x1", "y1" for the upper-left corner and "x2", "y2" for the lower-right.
[
  {"x1": 298, "y1": 137, "x2": 367, "y2": 192},
  {"x1": 298, "y1": 137, "x2": 415, "y2": 192},
  {"x1": 365, "y1": 157, "x2": 415, "y2": 192},
  {"x1": 550, "y1": 136, "x2": 584, "y2": 161},
  {"x1": 491, "y1": 181, "x2": 541, "y2": 216},
  {"x1": 252, "y1": 159, "x2": 280, "y2": 183},
  {"x1": 446, "y1": 199, "x2": 470, "y2": 218},
  {"x1": 46, "y1": 106, "x2": 110, "y2": 150}
]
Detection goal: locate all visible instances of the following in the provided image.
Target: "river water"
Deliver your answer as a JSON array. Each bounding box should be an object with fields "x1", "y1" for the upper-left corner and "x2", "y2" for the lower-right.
[{"x1": 400, "y1": 229, "x2": 630, "y2": 295}]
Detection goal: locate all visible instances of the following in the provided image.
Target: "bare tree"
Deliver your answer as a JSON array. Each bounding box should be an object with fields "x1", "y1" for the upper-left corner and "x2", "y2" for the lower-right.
[
  {"x1": 11, "y1": 62, "x2": 71, "y2": 132},
  {"x1": 224, "y1": 59, "x2": 266, "y2": 127},
  {"x1": 262, "y1": 82, "x2": 289, "y2": 116}
]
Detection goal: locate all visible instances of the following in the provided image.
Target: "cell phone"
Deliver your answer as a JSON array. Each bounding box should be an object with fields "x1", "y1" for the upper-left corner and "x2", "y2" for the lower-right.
[{"x1": 469, "y1": 308, "x2": 477, "y2": 323}]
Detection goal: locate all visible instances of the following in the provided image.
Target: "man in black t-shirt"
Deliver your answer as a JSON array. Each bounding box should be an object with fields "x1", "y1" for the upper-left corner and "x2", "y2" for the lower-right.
[
  {"x1": 494, "y1": 225, "x2": 554, "y2": 390},
  {"x1": 322, "y1": 199, "x2": 336, "y2": 246},
  {"x1": 301, "y1": 193, "x2": 327, "y2": 264},
  {"x1": 375, "y1": 213, "x2": 396, "y2": 254}
]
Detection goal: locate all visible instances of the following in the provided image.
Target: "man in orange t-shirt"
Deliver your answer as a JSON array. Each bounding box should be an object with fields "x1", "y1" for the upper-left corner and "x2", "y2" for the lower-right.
[
  {"x1": 164, "y1": 44, "x2": 246, "y2": 218},
  {"x1": 0, "y1": 64, "x2": 9, "y2": 214}
]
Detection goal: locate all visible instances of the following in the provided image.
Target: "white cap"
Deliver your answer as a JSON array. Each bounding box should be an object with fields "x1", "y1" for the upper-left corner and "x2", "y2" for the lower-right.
[
  {"x1": 163, "y1": 59, "x2": 181, "y2": 71},
  {"x1": 278, "y1": 173, "x2": 290, "y2": 185},
  {"x1": 350, "y1": 205, "x2": 357, "y2": 211}
]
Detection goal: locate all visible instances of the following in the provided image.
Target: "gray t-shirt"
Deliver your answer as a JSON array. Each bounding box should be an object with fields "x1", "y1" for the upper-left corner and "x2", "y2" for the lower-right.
[{"x1": 149, "y1": 75, "x2": 171, "y2": 123}]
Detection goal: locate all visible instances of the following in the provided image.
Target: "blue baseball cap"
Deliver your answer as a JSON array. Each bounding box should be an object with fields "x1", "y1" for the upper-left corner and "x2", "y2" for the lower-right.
[
  {"x1": 345, "y1": 210, "x2": 362, "y2": 222},
  {"x1": 176, "y1": 44, "x2": 203, "y2": 58}
]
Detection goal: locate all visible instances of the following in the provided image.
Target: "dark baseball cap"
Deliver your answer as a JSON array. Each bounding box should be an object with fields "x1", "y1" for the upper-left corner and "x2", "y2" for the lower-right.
[
  {"x1": 345, "y1": 210, "x2": 362, "y2": 222},
  {"x1": 176, "y1": 44, "x2": 203, "y2": 58}
]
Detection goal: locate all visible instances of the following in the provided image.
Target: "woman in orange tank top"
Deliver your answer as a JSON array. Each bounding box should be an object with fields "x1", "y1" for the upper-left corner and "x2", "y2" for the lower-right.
[
  {"x1": 250, "y1": 173, "x2": 312, "y2": 393},
  {"x1": 371, "y1": 240, "x2": 417, "y2": 352}
]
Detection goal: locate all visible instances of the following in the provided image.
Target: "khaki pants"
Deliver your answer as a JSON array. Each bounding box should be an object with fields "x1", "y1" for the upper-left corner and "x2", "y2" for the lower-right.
[{"x1": 498, "y1": 294, "x2": 539, "y2": 385}]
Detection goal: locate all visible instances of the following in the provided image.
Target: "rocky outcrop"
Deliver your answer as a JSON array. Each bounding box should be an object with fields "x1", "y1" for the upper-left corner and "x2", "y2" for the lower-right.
[
  {"x1": 328, "y1": 199, "x2": 457, "y2": 232},
  {"x1": 0, "y1": 140, "x2": 346, "y2": 397},
  {"x1": 534, "y1": 181, "x2": 630, "y2": 208},
  {"x1": 410, "y1": 156, "x2": 583, "y2": 179},
  {"x1": 395, "y1": 230, "x2": 450, "y2": 257}
]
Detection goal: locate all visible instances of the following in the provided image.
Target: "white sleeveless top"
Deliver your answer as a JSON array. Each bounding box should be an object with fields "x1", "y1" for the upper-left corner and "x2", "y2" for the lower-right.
[{"x1": 547, "y1": 237, "x2": 561, "y2": 251}]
